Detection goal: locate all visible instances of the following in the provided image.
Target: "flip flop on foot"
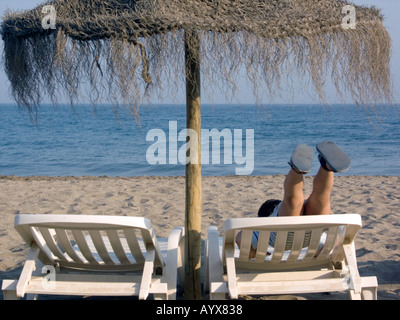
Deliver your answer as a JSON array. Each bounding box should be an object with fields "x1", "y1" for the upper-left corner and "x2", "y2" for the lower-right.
[
  {"x1": 316, "y1": 141, "x2": 351, "y2": 172},
  {"x1": 288, "y1": 144, "x2": 314, "y2": 174}
]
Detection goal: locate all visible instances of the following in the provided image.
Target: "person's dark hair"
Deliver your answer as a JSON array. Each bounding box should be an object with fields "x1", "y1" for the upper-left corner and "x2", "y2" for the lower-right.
[{"x1": 258, "y1": 199, "x2": 281, "y2": 217}]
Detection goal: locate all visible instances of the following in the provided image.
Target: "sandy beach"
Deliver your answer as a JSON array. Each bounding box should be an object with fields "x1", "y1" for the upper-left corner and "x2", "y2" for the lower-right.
[{"x1": 0, "y1": 175, "x2": 399, "y2": 300}]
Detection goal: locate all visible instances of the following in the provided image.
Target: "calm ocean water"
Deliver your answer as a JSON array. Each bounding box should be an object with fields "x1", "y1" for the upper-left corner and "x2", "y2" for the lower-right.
[{"x1": 0, "y1": 104, "x2": 399, "y2": 177}]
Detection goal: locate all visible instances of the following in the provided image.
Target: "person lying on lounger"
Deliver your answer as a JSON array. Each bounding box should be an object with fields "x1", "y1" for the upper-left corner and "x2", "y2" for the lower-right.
[{"x1": 236, "y1": 141, "x2": 351, "y2": 258}]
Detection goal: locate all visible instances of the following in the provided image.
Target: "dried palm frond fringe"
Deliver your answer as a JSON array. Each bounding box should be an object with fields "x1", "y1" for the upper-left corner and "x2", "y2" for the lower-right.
[{"x1": 1, "y1": 0, "x2": 393, "y2": 119}]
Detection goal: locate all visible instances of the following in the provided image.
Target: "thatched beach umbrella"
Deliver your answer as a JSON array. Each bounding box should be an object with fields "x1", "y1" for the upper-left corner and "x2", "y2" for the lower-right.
[{"x1": 1, "y1": 0, "x2": 392, "y2": 299}]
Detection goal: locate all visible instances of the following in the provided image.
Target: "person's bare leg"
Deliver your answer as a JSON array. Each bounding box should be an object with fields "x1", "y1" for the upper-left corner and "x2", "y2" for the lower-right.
[
  {"x1": 235, "y1": 168, "x2": 304, "y2": 257},
  {"x1": 278, "y1": 168, "x2": 305, "y2": 216},
  {"x1": 303, "y1": 166, "x2": 334, "y2": 215}
]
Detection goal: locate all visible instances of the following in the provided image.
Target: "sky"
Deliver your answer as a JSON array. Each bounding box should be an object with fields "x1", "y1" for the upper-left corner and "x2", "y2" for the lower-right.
[{"x1": 0, "y1": 0, "x2": 398, "y2": 105}]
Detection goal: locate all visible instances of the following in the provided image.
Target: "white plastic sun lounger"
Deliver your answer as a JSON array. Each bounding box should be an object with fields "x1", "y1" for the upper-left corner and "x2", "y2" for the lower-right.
[
  {"x1": 2, "y1": 214, "x2": 184, "y2": 300},
  {"x1": 207, "y1": 214, "x2": 377, "y2": 300}
]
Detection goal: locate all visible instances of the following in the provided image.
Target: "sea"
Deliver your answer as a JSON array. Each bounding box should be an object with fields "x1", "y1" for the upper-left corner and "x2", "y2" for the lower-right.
[{"x1": 0, "y1": 103, "x2": 399, "y2": 177}]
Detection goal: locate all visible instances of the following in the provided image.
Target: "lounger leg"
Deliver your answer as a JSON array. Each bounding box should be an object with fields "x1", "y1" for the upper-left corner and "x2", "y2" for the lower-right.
[
  {"x1": 349, "y1": 277, "x2": 378, "y2": 300},
  {"x1": 2, "y1": 280, "x2": 19, "y2": 300},
  {"x1": 2, "y1": 280, "x2": 38, "y2": 300},
  {"x1": 362, "y1": 287, "x2": 377, "y2": 300},
  {"x1": 210, "y1": 292, "x2": 227, "y2": 300},
  {"x1": 349, "y1": 289, "x2": 362, "y2": 300},
  {"x1": 361, "y1": 277, "x2": 378, "y2": 300},
  {"x1": 153, "y1": 293, "x2": 168, "y2": 300},
  {"x1": 210, "y1": 282, "x2": 227, "y2": 300}
]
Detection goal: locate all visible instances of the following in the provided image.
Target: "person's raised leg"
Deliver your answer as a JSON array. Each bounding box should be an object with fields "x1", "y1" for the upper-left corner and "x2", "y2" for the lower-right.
[
  {"x1": 278, "y1": 144, "x2": 314, "y2": 216},
  {"x1": 303, "y1": 166, "x2": 333, "y2": 215},
  {"x1": 278, "y1": 168, "x2": 305, "y2": 216}
]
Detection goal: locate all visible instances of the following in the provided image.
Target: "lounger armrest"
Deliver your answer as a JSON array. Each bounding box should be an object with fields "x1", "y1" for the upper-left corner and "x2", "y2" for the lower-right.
[
  {"x1": 207, "y1": 226, "x2": 224, "y2": 285},
  {"x1": 165, "y1": 227, "x2": 185, "y2": 300}
]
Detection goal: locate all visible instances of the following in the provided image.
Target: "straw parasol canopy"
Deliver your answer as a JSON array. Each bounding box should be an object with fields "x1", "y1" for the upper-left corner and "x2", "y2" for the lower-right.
[
  {"x1": 1, "y1": 0, "x2": 392, "y2": 112},
  {"x1": 1, "y1": 0, "x2": 393, "y2": 299}
]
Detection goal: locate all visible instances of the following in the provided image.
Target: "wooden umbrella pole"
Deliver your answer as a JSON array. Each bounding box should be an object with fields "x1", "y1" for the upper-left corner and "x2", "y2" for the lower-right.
[{"x1": 184, "y1": 30, "x2": 202, "y2": 300}]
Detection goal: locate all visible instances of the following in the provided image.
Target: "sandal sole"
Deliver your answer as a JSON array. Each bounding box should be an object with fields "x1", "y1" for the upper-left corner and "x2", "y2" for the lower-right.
[{"x1": 316, "y1": 141, "x2": 350, "y2": 172}]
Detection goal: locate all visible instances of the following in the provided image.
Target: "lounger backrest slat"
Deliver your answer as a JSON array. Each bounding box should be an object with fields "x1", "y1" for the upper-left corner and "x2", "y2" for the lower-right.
[
  {"x1": 238, "y1": 230, "x2": 253, "y2": 261},
  {"x1": 285, "y1": 230, "x2": 306, "y2": 264},
  {"x1": 38, "y1": 227, "x2": 69, "y2": 262},
  {"x1": 105, "y1": 229, "x2": 132, "y2": 264},
  {"x1": 254, "y1": 231, "x2": 270, "y2": 263},
  {"x1": 123, "y1": 229, "x2": 145, "y2": 264},
  {"x1": 88, "y1": 230, "x2": 116, "y2": 264},
  {"x1": 54, "y1": 229, "x2": 84, "y2": 263},
  {"x1": 302, "y1": 228, "x2": 324, "y2": 262},
  {"x1": 330, "y1": 226, "x2": 347, "y2": 260},
  {"x1": 30, "y1": 226, "x2": 56, "y2": 263},
  {"x1": 317, "y1": 226, "x2": 339, "y2": 260},
  {"x1": 71, "y1": 230, "x2": 100, "y2": 264},
  {"x1": 270, "y1": 231, "x2": 289, "y2": 263}
]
